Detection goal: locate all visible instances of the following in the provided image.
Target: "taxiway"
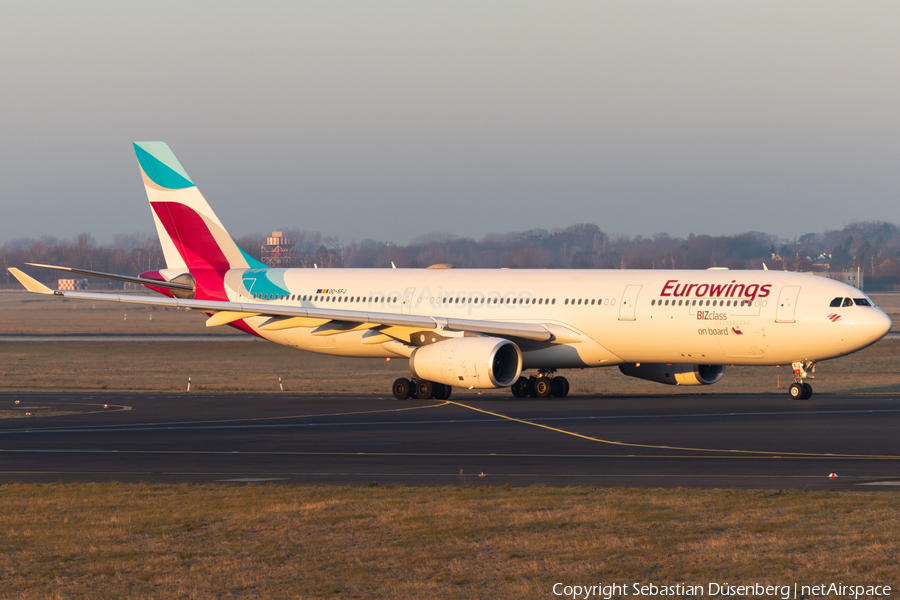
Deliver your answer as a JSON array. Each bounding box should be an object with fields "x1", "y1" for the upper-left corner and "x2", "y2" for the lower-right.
[{"x1": 0, "y1": 392, "x2": 898, "y2": 489}]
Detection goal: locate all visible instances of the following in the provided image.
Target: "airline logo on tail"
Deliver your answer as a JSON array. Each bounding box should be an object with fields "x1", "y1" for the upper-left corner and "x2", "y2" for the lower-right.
[{"x1": 134, "y1": 142, "x2": 266, "y2": 301}]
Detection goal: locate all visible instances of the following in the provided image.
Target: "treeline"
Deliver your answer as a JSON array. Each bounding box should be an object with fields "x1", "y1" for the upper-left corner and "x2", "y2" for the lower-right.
[{"x1": 5, "y1": 221, "x2": 900, "y2": 290}]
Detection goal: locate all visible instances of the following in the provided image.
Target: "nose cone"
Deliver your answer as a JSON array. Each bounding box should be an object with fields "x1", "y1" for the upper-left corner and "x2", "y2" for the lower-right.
[
  {"x1": 845, "y1": 307, "x2": 892, "y2": 352},
  {"x1": 872, "y1": 308, "x2": 893, "y2": 340}
]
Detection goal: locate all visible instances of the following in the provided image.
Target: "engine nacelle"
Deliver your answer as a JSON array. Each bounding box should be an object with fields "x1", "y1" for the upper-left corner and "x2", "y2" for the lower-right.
[
  {"x1": 618, "y1": 363, "x2": 725, "y2": 386},
  {"x1": 409, "y1": 337, "x2": 522, "y2": 389}
]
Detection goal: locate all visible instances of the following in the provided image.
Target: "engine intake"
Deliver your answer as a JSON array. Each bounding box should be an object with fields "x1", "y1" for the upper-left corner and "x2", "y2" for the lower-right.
[
  {"x1": 410, "y1": 337, "x2": 522, "y2": 389},
  {"x1": 618, "y1": 363, "x2": 725, "y2": 386}
]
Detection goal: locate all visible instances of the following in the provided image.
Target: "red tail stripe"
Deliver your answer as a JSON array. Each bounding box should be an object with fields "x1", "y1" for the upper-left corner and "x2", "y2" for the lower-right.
[{"x1": 150, "y1": 201, "x2": 230, "y2": 301}]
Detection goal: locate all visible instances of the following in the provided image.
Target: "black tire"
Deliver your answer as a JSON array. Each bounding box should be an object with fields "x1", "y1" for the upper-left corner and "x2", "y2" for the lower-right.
[
  {"x1": 789, "y1": 382, "x2": 804, "y2": 400},
  {"x1": 555, "y1": 376, "x2": 570, "y2": 398},
  {"x1": 802, "y1": 382, "x2": 813, "y2": 400},
  {"x1": 434, "y1": 383, "x2": 453, "y2": 400},
  {"x1": 550, "y1": 378, "x2": 564, "y2": 397},
  {"x1": 511, "y1": 376, "x2": 530, "y2": 398},
  {"x1": 524, "y1": 378, "x2": 536, "y2": 398},
  {"x1": 415, "y1": 380, "x2": 435, "y2": 400},
  {"x1": 392, "y1": 377, "x2": 412, "y2": 400},
  {"x1": 534, "y1": 378, "x2": 553, "y2": 398}
]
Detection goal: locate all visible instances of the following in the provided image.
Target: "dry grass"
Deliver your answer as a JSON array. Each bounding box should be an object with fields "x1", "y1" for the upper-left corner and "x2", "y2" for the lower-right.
[
  {"x1": 0, "y1": 484, "x2": 896, "y2": 599},
  {"x1": 1, "y1": 339, "x2": 898, "y2": 395},
  {"x1": 2, "y1": 290, "x2": 900, "y2": 395},
  {"x1": 0, "y1": 291, "x2": 229, "y2": 335}
]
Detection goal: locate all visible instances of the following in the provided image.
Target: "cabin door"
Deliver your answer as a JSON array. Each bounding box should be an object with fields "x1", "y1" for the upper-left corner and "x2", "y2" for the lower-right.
[
  {"x1": 775, "y1": 286, "x2": 801, "y2": 322},
  {"x1": 402, "y1": 287, "x2": 416, "y2": 314},
  {"x1": 619, "y1": 285, "x2": 642, "y2": 321}
]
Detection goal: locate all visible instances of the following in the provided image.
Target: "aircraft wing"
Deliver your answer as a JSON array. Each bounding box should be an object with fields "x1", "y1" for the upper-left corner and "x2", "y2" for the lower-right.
[{"x1": 8, "y1": 268, "x2": 553, "y2": 343}]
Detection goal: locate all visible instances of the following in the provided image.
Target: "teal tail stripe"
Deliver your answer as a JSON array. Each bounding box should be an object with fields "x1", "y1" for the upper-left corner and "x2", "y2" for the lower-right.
[
  {"x1": 240, "y1": 247, "x2": 268, "y2": 269},
  {"x1": 134, "y1": 142, "x2": 195, "y2": 190}
]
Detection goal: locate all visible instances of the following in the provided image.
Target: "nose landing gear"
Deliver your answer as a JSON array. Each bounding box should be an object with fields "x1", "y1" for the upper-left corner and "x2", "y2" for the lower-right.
[{"x1": 788, "y1": 361, "x2": 816, "y2": 400}]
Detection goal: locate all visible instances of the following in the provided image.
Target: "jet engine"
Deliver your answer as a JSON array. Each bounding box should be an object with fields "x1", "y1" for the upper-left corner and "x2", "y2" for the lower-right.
[
  {"x1": 618, "y1": 363, "x2": 725, "y2": 386},
  {"x1": 409, "y1": 336, "x2": 522, "y2": 389}
]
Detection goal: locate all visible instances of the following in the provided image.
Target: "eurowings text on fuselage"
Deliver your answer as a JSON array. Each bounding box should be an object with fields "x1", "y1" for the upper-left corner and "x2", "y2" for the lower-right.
[{"x1": 9, "y1": 142, "x2": 891, "y2": 401}]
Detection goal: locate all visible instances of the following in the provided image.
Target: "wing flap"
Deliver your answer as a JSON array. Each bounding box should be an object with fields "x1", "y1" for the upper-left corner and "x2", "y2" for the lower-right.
[{"x1": 206, "y1": 311, "x2": 260, "y2": 327}]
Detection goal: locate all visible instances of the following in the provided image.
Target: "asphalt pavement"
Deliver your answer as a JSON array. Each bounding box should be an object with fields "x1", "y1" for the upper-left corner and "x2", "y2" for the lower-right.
[{"x1": 0, "y1": 392, "x2": 898, "y2": 489}]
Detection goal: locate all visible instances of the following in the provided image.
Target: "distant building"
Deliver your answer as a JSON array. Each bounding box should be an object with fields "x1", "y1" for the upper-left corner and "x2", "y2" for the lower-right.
[
  {"x1": 811, "y1": 253, "x2": 832, "y2": 270},
  {"x1": 812, "y1": 270, "x2": 863, "y2": 289}
]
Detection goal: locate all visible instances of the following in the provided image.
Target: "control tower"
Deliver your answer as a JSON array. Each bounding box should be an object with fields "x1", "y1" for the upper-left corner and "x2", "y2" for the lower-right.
[{"x1": 261, "y1": 231, "x2": 295, "y2": 267}]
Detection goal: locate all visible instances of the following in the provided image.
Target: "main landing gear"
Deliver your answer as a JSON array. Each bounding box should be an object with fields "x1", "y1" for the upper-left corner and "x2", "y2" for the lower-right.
[
  {"x1": 511, "y1": 371, "x2": 569, "y2": 398},
  {"x1": 392, "y1": 377, "x2": 453, "y2": 400},
  {"x1": 788, "y1": 361, "x2": 816, "y2": 400}
]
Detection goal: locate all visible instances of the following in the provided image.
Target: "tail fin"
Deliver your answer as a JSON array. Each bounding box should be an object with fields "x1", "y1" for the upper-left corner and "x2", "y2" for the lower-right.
[{"x1": 134, "y1": 142, "x2": 263, "y2": 272}]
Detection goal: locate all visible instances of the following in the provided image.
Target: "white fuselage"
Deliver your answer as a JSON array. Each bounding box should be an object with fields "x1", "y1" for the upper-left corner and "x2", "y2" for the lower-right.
[{"x1": 221, "y1": 267, "x2": 891, "y2": 369}]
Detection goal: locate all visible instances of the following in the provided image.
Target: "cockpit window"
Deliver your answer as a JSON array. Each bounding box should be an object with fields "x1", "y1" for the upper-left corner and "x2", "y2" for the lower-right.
[
  {"x1": 830, "y1": 297, "x2": 842, "y2": 307},
  {"x1": 843, "y1": 298, "x2": 854, "y2": 307},
  {"x1": 854, "y1": 298, "x2": 872, "y2": 307}
]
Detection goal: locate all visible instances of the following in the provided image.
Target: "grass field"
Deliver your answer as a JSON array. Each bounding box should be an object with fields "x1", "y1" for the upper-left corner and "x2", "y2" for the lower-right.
[
  {"x1": 2, "y1": 290, "x2": 900, "y2": 394},
  {"x1": 2, "y1": 338, "x2": 899, "y2": 395},
  {"x1": 1, "y1": 484, "x2": 898, "y2": 599},
  {"x1": 1, "y1": 292, "x2": 898, "y2": 599}
]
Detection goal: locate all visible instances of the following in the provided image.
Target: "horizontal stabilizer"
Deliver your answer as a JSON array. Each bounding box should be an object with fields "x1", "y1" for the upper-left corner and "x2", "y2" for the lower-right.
[
  {"x1": 7, "y1": 268, "x2": 54, "y2": 294},
  {"x1": 26, "y1": 263, "x2": 194, "y2": 292}
]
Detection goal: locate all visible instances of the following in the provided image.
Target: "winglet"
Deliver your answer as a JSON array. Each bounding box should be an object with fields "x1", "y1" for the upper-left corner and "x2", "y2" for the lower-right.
[{"x1": 8, "y1": 268, "x2": 55, "y2": 294}]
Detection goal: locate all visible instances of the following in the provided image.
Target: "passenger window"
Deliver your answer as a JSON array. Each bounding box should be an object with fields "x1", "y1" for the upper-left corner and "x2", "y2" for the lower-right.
[
  {"x1": 843, "y1": 298, "x2": 853, "y2": 307},
  {"x1": 854, "y1": 298, "x2": 872, "y2": 306}
]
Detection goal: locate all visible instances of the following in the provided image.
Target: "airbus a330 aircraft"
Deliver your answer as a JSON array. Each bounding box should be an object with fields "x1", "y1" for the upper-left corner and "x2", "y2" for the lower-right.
[{"x1": 9, "y1": 142, "x2": 892, "y2": 400}]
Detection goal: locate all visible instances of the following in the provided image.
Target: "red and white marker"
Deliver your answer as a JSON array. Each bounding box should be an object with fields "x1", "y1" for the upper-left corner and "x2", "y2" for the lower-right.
[
  {"x1": 829, "y1": 472, "x2": 838, "y2": 479},
  {"x1": 25, "y1": 412, "x2": 31, "y2": 416},
  {"x1": 14, "y1": 400, "x2": 19, "y2": 405}
]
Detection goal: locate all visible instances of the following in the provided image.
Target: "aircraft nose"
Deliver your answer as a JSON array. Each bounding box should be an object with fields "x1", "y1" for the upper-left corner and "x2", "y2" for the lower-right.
[{"x1": 872, "y1": 308, "x2": 893, "y2": 339}]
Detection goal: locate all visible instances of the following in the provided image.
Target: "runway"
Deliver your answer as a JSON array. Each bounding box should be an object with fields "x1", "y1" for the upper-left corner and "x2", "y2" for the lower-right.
[{"x1": 1, "y1": 392, "x2": 899, "y2": 489}]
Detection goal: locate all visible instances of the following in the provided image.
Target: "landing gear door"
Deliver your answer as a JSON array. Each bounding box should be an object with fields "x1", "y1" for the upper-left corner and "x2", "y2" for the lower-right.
[
  {"x1": 402, "y1": 287, "x2": 416, "y2": 315},
  {"x1": 775, "y1": 286, "x2": 801, "y2": 322},
  {"x1": 619, "y1": 285, "x2": 641, "y2": 321}
]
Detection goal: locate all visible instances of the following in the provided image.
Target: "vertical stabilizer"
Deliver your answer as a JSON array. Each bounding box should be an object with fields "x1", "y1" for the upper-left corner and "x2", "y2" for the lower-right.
[{"x1": 134, "y1": 142, "x2": 256, "y2": 272}]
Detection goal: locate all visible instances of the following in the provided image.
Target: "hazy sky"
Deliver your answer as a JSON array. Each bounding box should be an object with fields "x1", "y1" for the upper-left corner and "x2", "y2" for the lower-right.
[{"x1": 2, "y1": 1, "x2": 899, "y2": 245}]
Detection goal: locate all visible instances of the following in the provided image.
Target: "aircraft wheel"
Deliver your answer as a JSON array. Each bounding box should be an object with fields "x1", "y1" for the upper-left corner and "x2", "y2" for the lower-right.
[
  {"x1": 789, "y1": 382, "x2": 805, "y2": 400},
  {"x1": 555, "y1": 376, "x2": 570, "y2": 398},
  {"x1": 415, "y1": 380, "x2": 435, "y2": 400},
  {"x1": 511, "y1": 376, "x2": 530, "y2": 398},
  {"x1": 392, "y1": 377, "x2": 412, "y2": 400},
  {"x1": 802, "y1": 382, "x2": 813, "y2": 400},
  {"x1": 550, "y1": 378, "x2": 564, "y2": 397},
  {"x1": 433, "y1": 383, "x2": 453, "y2": 400},
  {"x1": 524, "y1": 377, "x2": 536, "y2": 397},
  {"x1": 534, "y1": 378, "x2": 553, "y2": 398}
]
